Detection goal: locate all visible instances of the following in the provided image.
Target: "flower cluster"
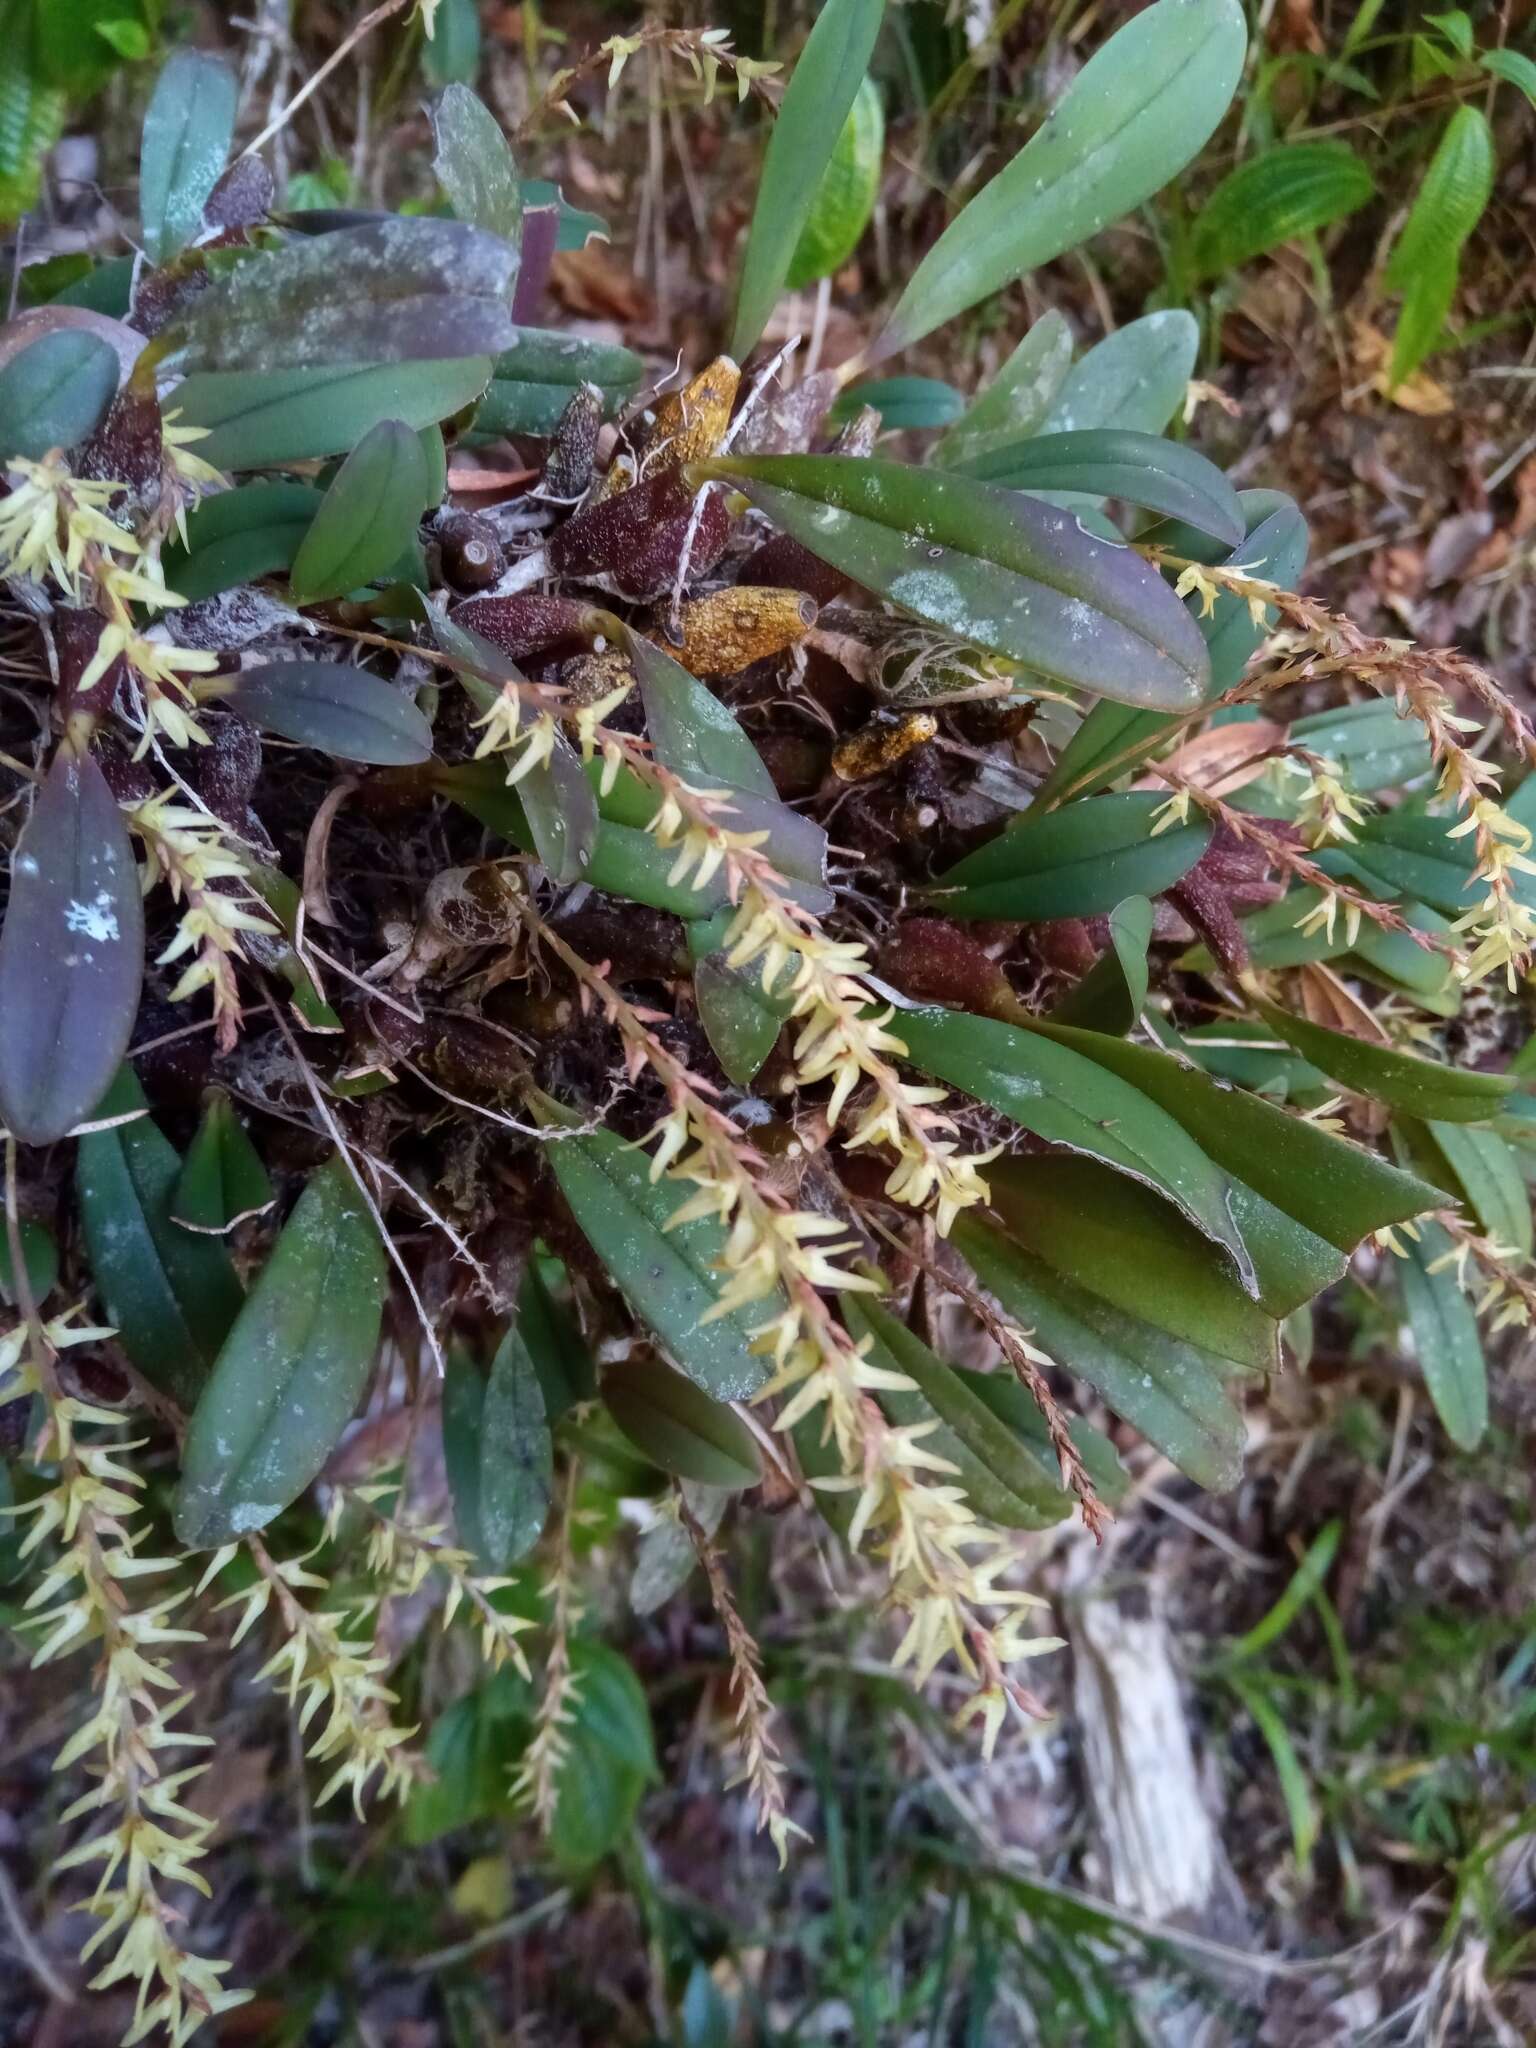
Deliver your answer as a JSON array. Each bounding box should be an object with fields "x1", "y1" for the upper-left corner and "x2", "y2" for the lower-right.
[
  {"x1": 0, "y1": 447, "x2": 221, "y2": 753},
  {"x1": 206, "y1": 1536, "x2": 425, "y2": 1818},
  {"x1": 128, "y1": 792, "x2": 276, "y2": 1051},
  {"x1": 341, "y1": 1483, "x2": 534, "y2": 1676},
  {"x1": 0, "y1": 1310, "x2": 245, "y2": 2046},
  {"x1": 527, "y1": 905, "x2": 1057, "y2": 1761}
]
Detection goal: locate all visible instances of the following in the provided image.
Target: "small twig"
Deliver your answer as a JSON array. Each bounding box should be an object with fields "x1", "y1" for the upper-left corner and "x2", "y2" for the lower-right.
[
  {"x1": 0, "y1": 1855, "x2": 73, "y2": 2005},
  {"x1": 243, "y1": 0, "x2": 413, "y2": 159}
]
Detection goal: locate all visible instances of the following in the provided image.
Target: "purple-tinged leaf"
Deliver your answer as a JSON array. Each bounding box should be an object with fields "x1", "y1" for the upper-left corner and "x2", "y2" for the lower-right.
[
  {"x1": 225, "y1": 662, "x2": 434, "y2": 765},
  {"x1": 0, "y1": 749, "x2": 144, "y2": 1145},
  {"x1": 168, "y1": 220, "x2": 519, "y2": 374},
  {"x1": 430, "y1": 83, "x2": 522, "y2": 249},
  {"x1": 511, "y1": 205, "x2": 559, "y2": 323},
  {"x1": 701, "y1": 454, "x2": 1212, "y2": 710}
]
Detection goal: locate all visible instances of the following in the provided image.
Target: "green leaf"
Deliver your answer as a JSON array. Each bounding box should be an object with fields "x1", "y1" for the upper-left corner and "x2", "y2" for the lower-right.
[
  {"x1": 1191, "y1": 142, "x2": 1374, "y2": 277},
  {"x1": 549, "y1": 1641, "x2": 656, "y2": 1870},
  {"x1": 0, "y1": 1215, "x2": 57, "y2": 1308},
  {"x1": 436, "y1": 759, "x2": 731, "y2": 919},
  {"x1": 172, "y1": 1090, "x2": 274, "y2": 1235},
  {"x1": 430, "y1": 82, "x2": 520, "y2": 246},
  {"x1": 1220, "y1": 1519, "x2": 1342, "y2": 1662},
  {"x1": 547, "y1": 1125, "x2": 776, "y2": 1401},
  {"x1": 0, "y1": 330, "x2": 118, "y2": 459},
  {"x1": 956, "y1": 1365, "x2": 1129, "y2": 1506},
  {"x1": 476, "y1": 1326, "x2": 555, "y2": 1565},
  {"x1": 225, "y1": 661, "x2": 434, "y2": 765},
  {"x1": 828, "y1": 376, "x2": 963, "y2": 432},
  {"x1": 928, "y1": 791, "x2": 1211, "y2": 920},
  {"x1": 701, "y1": 456, "x2": 1212, "y2": 712},
  {"x1": 171, "y1": 356, "x2": 494, "y2": 470},
  {"x1": 1288, "y1": 698, "x2": 1433, "y2": 794},
  {"x1": 1048, "y1": 894, "x2": 1151, "y2": 1034},
  {"x1": 1226, "y1": 1672, "x2": 1318, "y2": 1874},
  {"x1": 471, "y1": 328, "x2": 643, "y2": 438},
  {"x1": 169, "y1": 220, "x2": 518, "y2": 375},
  {"x1": 952, "y1": 428, "x2": 1244, "y2": 548},
  {"x1": 0, "y1": 31, "x2": 65, "y2": 229},
  {"x1": 77, "y1": 1068, "x2": 244, "y2": 1410},
  {"x1": 422, "y1": 0, "x2": 482, "y2": 88},
  {"x1": 1039, "y1": 489, "x2": 1309, "y2": 808},
  {"x1": 1320, "y1": 808, "x2": 1475, "y2": 916},
  {"x1": 1024, "y1": 1018, "x2": 1443, "y2": 1254},
  {"x1": 516, "y1": 727, "x2": 599, "y2": 886},
  {"x1": 518, "y1": 1256, "x2": 595, "y2": 1416},
  {"x1": 843, "y1": 1296, "x2": 1073, "y2": 1528},
  {"x1": 688, "y1": 911, "x2": 786, "y2": 1087},
  {"x1": 1248, "y1": 992, "x2": 1511, "y2": 1123},
  {"x1": 0, "y1": 747, "x2": 144, "y2": 1146},
  {"x1": 602, "y1": 1354, "x2": 760, "y2": 1489},
  {"x1": 405, "y1": 1674, "x2": 525, "y2": 1845},
  {"x1": 174, "y1": 1155, "x2": 387, "y2": 1547},
  {"x1": 876, "y1": 0, "x2": 1247, "y2": 355},
  {"x1": 1481, "y1": 46, "x2": 1536, "y2": 107},
  {"x1": 1384, "y1": 107, "x2": 1492, "y2": 383},
  {"x1": 623, "y1": 626, "x2": 831, "y2": 900},
  {"x1": 893, "y1": 1003, "x2": 1258, "y2": 1285},
  {"x1": 986, "y1": 1153, "x2": 1279, "y2": 1369},
  {"x1": 161, "y1": 480, "x2": 323, "y2": 600},
  {"x1": 731, "y1": 0, "x2": 887, "y2": 359},
  {"x1": 786, "y1": 73, "x2": 884, "y2": 290},
  {"x1": 935, "y1": 311, "x2": 1074, "y2": 469},
  {"x1": 1421, "y1": 1120, "x2": 1532, "y2": 1255},
  {"x1": 955, "y1": 1215, "x2": 1249, "y2": 1490},
  {"x1": 289, "y1": 419, "x2": 430, "y2": 603},
  {"x1": 139, "y1": 48, "x2": 237, "y2": 264},
  {"x1": 1400, "y1": 1220, "x2": 1486, "y2": 1449},
  {"x1": 1044, "y1": 310, "x2": 1197, "y2": 437},
  {"x1": 1389, "y1": 251, "x2": 1459, "y2": 390}
]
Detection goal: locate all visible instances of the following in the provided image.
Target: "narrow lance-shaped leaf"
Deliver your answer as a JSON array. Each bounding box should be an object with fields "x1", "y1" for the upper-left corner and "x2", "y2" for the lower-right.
[
  {"x1": 935, "y1": 310, "x2": 1074, "y2": 468},
  {"x1": 699, "y1": 455, "x2": 1211, "y2": 712},
  {"x1": 517, "y1": 726, "x2": 599, "y2": 886},
  {"x1": 1048, "y1": 893, "x2": 1151, "y2": 1034},
  {"x1": 222, "y1": 661, "x2": 434, "y2": 765},
  {"x1": 875, "y1": 0, "x2": 1247, "y2": 356},
  {"x1": 843, "y1": 1296, "x2": 1073, "y2": 1529},
  {"x1": 602, "y1": 1354, "x2": 761, "y2": 1489},
  {"x1": 893, "y1": 1002, "x2": 1258, "y2": 1288},
  {"x1": 622, "y1": 624, "x2": 832, "y2": 902},
  {"x1": 174, "y1": 1154, "x2": 387, "y2": 1548},
  {"x1": 1400, "y1": 1219, "x2": 1486, "y2": 1451},
  {"x1": 78, "y1": 1069, "x2": 244, "y2": 1410},
  {"x1": 140, "y1": 49, "x2": 238, "y2": 264},
  {"x1": 288, "y1": 418, "x2": 431, "y2": 603},
  {"x1": 928, "y1": 791, "x2": 1210, "y2": 920},
  {"x1": 161, "y1": 480, "x2": 324, "y2": 601},
  {"x1": 731, "y1": 0, "x2": 887, "y2": 359},
  {"x1": 784, "y1": 74, "x2": 885, "y2": 291},
  {"x1": 985, "y1": 1153, "x2": 1280, "y2": 1370},
  {"x1": 171, "y1": 356, "x2": 495, "y2": 471},
  {"x1": 0, "y1": 747, "x2": 144, "y2": 1146},
  {"x1": 444, "y1": 1326, "x2": 553, "y2": 1570},
  {"x1": 951, "y1": 429, "x2": 1244, "y2": 549},
  {"x1": 1247, "y1": 989, "x2": 1512, "y2": 1124},
  {"x1": 172, "y1": 1090, "x2": 275, "y2": 1236},
  {"x1": 430, "y1": 82, "x2": 522, "y2": 248},
  {"x1": 955, "y1": 1214, "x2": 1250, "y2": 1491},
  {"x1": 546, "y1": 1121, "x2": 777, "y2": 1402},
  {"x1": 1045, "y1": 310, "x2": 1198, "y2": 437},
  {"x1": 0, "y1": 331, "x2": 119, "y2": 460}
]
